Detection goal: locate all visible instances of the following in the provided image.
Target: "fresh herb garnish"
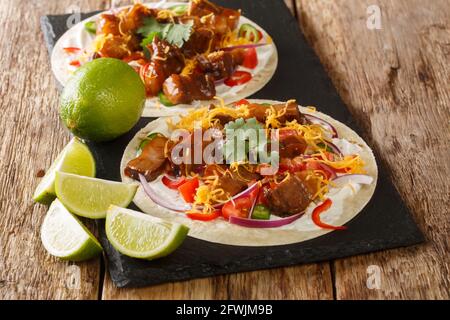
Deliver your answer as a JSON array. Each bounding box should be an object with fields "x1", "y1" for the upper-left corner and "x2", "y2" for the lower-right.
[
  {"x1": 137, "y1": 17, "x2": 193, "y2": 48},
  {"x1": 84, "y1": 21, "x2": 97, "y2": 34}
]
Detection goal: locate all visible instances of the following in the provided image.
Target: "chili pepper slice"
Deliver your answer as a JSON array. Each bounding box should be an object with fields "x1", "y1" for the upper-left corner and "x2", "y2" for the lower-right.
[
  {"x1": 238, "y1": 24, "x2": 263, "y2": 43},
  {"x1": 312, "y1": 199, "x2": 347, "y2": 230}
]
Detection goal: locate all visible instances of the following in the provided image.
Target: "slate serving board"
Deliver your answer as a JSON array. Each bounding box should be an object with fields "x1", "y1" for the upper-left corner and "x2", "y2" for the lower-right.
[{"x1": 41, "y1": 0, "x2": 424, "y2": 288}]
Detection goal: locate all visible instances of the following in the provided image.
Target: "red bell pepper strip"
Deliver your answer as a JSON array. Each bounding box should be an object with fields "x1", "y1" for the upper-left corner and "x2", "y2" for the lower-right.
[
  {"x1": 224, "y1": 71, "x2": 252, "y2": 87},
  {"x1": 312, "y1": 199, "x2": 347, "y2": 230},
  {"x1": 187, "y1": 210, "x2": 221, "y2": 221},
  {"x1": 69, "y1": 60, "x2": 81, "y2": 67},
  {"x1": 63, "y1": 47, "x2": 81, "y2": 54}
]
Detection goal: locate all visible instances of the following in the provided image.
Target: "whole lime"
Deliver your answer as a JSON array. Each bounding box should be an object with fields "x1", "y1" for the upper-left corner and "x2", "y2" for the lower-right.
[{"x1": 60, "y1": 58, "x2": 145, "y2": 142}]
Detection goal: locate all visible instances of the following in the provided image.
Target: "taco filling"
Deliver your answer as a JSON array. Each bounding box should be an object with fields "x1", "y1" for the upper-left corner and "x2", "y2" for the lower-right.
[
  {"x1": 124, "y1": 99, "x2": 375, "y2": 229},
  {"x1": 68, "y1": 0, "x2": 269, "y2": 105}
]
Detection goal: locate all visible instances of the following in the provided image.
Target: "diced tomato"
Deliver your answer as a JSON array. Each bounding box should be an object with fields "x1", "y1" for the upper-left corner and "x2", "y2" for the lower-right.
[
  {"x1": 187, "y1": 210, "x2": 221, "y2": 221},
  {"x1": 222, "y1": 197, "x2": 253, "y2": 220},
  {"x1": 162, "y1": 176, "x2": 187, "y2": 190},
  {"x1": 312, "y1": 199, "x2": 347, "y2": 230},
  {"x1": 63, "y1": 47, "x2": 81, "y2": 54},
  {"x1": 242, "y1": 48, "x2": 258, "y2": 69},
  {"x1": 224, "y1": 71, "x2": 252, "y2": 87},
  {"x1": 234, "y1": 99, "x2": 250, "y2": 106},
  {"x1": 177, "y1": 177, "x2": 199, "y2": 203},
  {"x1": 69, "y1": 60, "x2": 81, "y2": 67},
  {"x1": 256, "y1": 185, "x2": 269, "y2": 206}
]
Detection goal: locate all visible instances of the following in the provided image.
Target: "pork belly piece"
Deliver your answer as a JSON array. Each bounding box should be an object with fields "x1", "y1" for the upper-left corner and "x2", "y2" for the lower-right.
[
  {"x1": 279, "y1": 135, "x2": 308, "y2": 159},
  {"x1": 162, "y1": 73, "x2": 215, "y2": 105},
  {"x1": 188, "y1": 0, "x2": 240, "y2": 34},
  {"x1": 247, "y1": 101, "x2": 308, "y2": 125},
  {"x1": 266, "y1": 174, "x2": 312, "y2": 217},
  {"x1": 196, "y1": 50, "x2": 244, "y2": 80},
  {"x1": 125, "y1": 136, "x2": 168, "y2": 181},
  {"x1": 182, "y1": 27, "x2": 216, "y2": 58},
  {"x1": 141, "y1": 37, "x2": 185, "y2": 96}
]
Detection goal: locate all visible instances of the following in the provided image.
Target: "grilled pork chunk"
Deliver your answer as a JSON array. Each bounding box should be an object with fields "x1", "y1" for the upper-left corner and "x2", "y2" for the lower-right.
[
  {"x1": 125, "y1": 136, "x2": 168, "y2": 181},
  {"x1": 141, "y1": 37, "x2": 185, "y2": 96},
  {"x1": 196, "y1": 50, "x2": 245, "y2": 80},
  {"x1": 266, "y1": 174, "x2": 312, "y2": 216},
  {"x1": 247, "y1": 101, "x2": 308, "y2": 125},
  {"x1": 163, "y1": 73, "x2": 215, "y2": 105}
]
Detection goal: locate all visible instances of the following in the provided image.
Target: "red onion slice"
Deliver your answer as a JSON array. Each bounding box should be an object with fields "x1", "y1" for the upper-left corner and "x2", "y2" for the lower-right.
[
  {"x1": 221, "y1": 43, "x2": 269, "y2": 51},
  {"x1": 229, "y1": 212, "x2": 304, "y2": 228},
  {"x1": 324, "y1": 140, "x2": 343, "y2": 156},
  {"x1": 139, "y1": 174, "x2": 191, "y2": 212},
  {"x1": 332, "y1": 174, "x2": 373, "y2": 186},
  {"x1": 304, "y1": 114, "x2": 338, "y2": 138}
]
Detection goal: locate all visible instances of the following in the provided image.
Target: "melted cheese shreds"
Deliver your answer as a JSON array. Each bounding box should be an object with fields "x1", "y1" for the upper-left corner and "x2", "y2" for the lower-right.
[{"x1": 176, "y1": 104, "x2": 250, "y2": 131}]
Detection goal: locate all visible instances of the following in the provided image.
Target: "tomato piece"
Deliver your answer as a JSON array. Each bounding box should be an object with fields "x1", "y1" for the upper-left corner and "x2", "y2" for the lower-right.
[
  {"x1": 69, "y1": 60, "x2": 81, "y2": 67},
  {"x1": 222, "y1": 197, "x2": 253, "y2": 220},
  {"x1": 242, "y1": 48, "x2": 258, "y2": 69},
  {"x1": 256, "y1": 185, "x2": 269, "y2": 206},
  {"x1": 187, "y1": 210, "x2": 221, "y2": 221},
  {"x1": 234, "y1": 99, "x2": 250, "y2": 106},
  {"x1": 224, "y1": 71, "x2": 252, "y2": 87},
  {"x1": 162, "y1": 176, "x2": 187, "y2": 190},
  {"x1": 312, "y1": 199, "x2": 347, "y2": 230},
  {"x1": 63, "y1": 47, "x2": 81, "y2": 54},
  {"x1": 177, "y1": 178, "x2": 199, "y2": 203}
]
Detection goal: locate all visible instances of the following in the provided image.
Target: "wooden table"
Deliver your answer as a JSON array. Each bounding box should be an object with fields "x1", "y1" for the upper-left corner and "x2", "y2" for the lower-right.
[{"x1": 0, "y1": 0, "x2": 448, "y2": 300}]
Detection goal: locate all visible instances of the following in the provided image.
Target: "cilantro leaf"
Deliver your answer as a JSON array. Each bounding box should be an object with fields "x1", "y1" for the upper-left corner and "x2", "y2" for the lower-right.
[{"x1": 137, "y1": 17, "x2": 193, "y2": 48}]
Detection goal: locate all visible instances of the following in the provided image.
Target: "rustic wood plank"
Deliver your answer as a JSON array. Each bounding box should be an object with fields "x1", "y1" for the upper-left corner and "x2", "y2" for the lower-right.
[
  {"x1": 297, "y1": 0, "x2": 450, "y2": 299},
  {"x1": 0, "y1": 0, "x2": 109, "y2": 300},
  {"x1": 101, "y1": 0, "x2": 334, "y2": 300}
]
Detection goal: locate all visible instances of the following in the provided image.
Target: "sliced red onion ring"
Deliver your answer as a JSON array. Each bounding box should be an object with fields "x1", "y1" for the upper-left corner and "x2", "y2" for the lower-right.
[
  {"x1": 324, "y1": 140, "x2": 343, "y2": 156},
  {"x1": 304, "y1": 114, "x2": 338, "y2": 138},
  {"x1": 221, "y1": 43, "x2": 269, "y2": 51},
  {"x1": 229, "y1": 212, "x2": 304, "y2": 228},
  {"x1": 332, "y1": 174, "x2": 373, "y2": 186},
  {"x1": 139, "y1": 174, "x2": 191, "y2": 212}
]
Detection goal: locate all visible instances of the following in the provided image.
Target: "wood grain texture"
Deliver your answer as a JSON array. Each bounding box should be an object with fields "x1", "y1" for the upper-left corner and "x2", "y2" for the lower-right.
[
  {"x1": 297, "y1": 0, "x2": 449, "y2": 299},
  {"x1": 0, "y1": 0, "x2": 109, "y2": 300},
  {"x1": 1, "y1": 0, "x2": 448, "y2": 300}
]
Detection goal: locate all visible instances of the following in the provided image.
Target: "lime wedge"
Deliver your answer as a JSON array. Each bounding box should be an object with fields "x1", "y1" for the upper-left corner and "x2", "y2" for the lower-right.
[
  {"x1": 106, "y1": 206, "x2": 189, "y2": 260},
  {"x1": 41, "y1": 199, "x2": 102, "y2": 261},
  {"x1": 33, "y1": 137, "x2": 96, "y2": 205},
  {"x1": 55, "y1": 172, "x2": 138, "y2": 219}
]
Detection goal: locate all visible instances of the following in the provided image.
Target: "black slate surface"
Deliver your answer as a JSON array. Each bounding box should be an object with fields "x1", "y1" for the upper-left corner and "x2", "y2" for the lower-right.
[{"x1": 41, "y1": 0, "x2": 424, "y2": 288}]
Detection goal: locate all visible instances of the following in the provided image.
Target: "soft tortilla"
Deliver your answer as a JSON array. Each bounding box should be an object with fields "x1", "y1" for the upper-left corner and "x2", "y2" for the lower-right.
[
  {"x1": 120, "y1": 99, "x2": 378, "y2": 246},
  {"x1": 51, "y1": 2, "x2": 278, "y2": 117}
]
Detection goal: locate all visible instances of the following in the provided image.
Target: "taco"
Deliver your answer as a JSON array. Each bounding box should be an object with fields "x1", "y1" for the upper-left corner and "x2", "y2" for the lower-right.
[
  {"x1": 52, "y1": 0, "x2": 278, "y2": 117},
  {"x1": 120, "y1": 99, "x2": 377, "y2": 246}
]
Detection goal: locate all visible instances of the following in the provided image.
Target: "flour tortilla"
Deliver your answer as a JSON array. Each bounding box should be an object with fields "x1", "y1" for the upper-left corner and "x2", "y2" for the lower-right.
[
  {"x1": 51, "y1": 2, "x2": 278, "y2": 117},
  {"x1": 120, "y1": 99, "x2": 378, "y2": 246}
]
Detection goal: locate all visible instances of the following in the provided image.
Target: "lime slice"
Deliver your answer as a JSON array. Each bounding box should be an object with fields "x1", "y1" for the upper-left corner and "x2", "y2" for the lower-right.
[
  {"x1": 41, "y1": 199, "x2": 102, "y2": 261},
  {"x1": 55, "y1": 172, "x2": 138, "y2": 219},
  {"x1": 33, "y1": 137, "x2": 96, "y2": 205},
  {"x1": 106, "y1": 206, "x2": 189, "y2": 260}
]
